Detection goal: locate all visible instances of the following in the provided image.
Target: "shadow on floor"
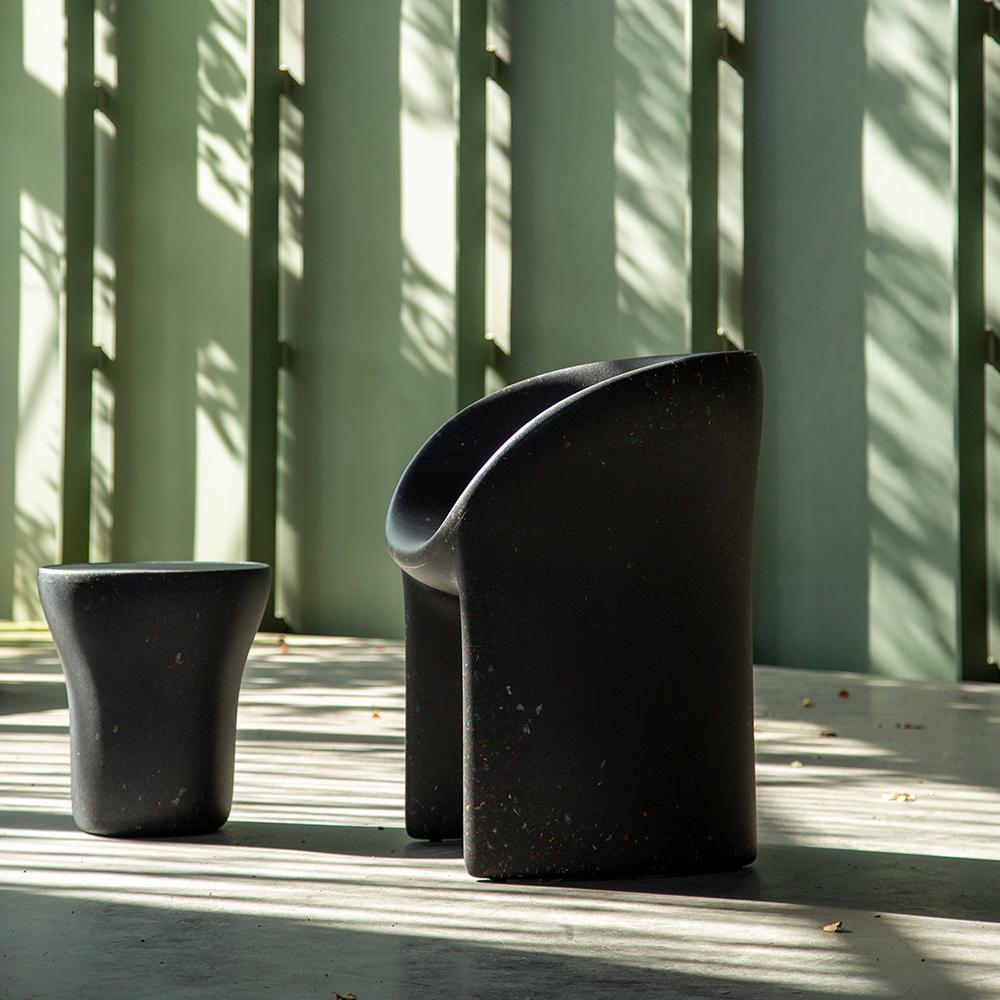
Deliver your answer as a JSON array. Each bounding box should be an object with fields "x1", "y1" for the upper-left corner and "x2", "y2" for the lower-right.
[
  {"x1": 0, "y1": 883, "x2": 933, "y2": 1000},
  {"x1": 191, "y1": 821, "x2": 462, "y2": 861},
  {"x1": 528, "y1": 841, "x2": 1000, "y2": 923}
]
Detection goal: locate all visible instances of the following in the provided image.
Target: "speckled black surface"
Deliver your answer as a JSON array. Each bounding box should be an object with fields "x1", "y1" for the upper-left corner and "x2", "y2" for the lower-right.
[
  {"x1": 387, "y1": 353, "x2": 762, "y2": 879},
  {"x1": 37, "y1": 561, "x2": 271, "y2": 837}
]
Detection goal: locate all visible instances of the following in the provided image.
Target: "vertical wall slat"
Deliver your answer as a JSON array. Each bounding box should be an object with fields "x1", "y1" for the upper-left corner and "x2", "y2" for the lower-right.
[
  {"x1": 954, "y1": 0, "x2": 992, "y2": 681},
  {"x1": 248, "y1": 0, "x2": 282, "y2": 626},
  {"x1": 62, "y1": 0, "x2": 95, "y2": 564},
  {"x1": 687, "y1": 0, "x2": 720, "y2": 354},
  {"x1": 455, "y1": 0, "x2": 488, "y2": 410}
]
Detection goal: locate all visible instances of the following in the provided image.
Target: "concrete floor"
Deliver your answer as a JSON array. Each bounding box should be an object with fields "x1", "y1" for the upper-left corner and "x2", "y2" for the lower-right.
[{"x1": 1, "y1": 633, "x2": 999, "y2": 999}]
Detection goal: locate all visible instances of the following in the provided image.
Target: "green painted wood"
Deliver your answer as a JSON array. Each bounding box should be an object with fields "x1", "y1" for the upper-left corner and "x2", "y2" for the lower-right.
[
  {"x1": 62, "y1": 0, "x2": 96, "y2": 564},
  {"x1": 248, "y1": 0, "x2": 282, "y2": 628},
  {"x1": 455, "y1": 0, "x2": 488, "y2": 410},
  {"x1": 688, "y1": 0, "x2": 720, "y2": 353},
  {"x1": 954, "y1": 0, "x2": 992, "y2": 681}
]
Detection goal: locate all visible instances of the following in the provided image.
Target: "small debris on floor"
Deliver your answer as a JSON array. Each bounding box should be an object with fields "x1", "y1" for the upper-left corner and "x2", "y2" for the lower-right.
[
  {"x1": 837, "y1": 689, "x2": 850, "y2": 698},
  {"x1": 276, "y1": 635, "x2": 289, "y2": 654},
  {"x1": 790, "y1": 760, "x2": 804, "y2": 768},
  {"x1": 822, "y1": 921, "x2": 844, "y2": 933},
  {"x1": 371, "y1": 711, "x2": 381, "y2": 719},
  {"x1": 801, "y1": 697, "x2": 815, "y2": 708},
  {"x1": 818, "y1": 730, "x2": 838, "y2": 738},
  {"x1": 895, "y1": 722, "x2": 924, "y2": 730},
  {"x1": 886, "y1": 791, "x2": 916, "y2": 802},
  {"x1": 335, "y1": 993, "x2": 357, "y2": 1000}
]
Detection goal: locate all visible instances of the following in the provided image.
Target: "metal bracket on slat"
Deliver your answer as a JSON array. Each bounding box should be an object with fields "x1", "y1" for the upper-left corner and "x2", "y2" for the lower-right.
[
  {"x1": 486, "y1": 46, "x2": 510, "y2": 92},
  {"x1": 279, "y1": 66, "x2": 303, "y2": 111},
  {"x1": 986, "y1": 1, "x2": 1000, "y2": 44},
  {"x1": 91, "y1": 345, "x2": 114, "y2": 376},
  {"x1": 987, "y1": 325, "x2": 1000, "y2": 372},
  {"x1": 93, "y1": 80, "x2": 117, "y2": 125},
  {"x1": 487, "y1": 338, "x2": 509, "y2": 372},
  {"x1": 716, "y1": 327, "x2": 742, "y2": 352},
  {"x1": 718, "y1": 23, "x2": 744, "y2": 76}
]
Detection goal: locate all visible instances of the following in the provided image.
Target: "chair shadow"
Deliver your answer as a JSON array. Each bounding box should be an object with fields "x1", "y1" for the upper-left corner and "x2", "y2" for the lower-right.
[
  {"x1": 187, "y1": 820, "x2": 464, "y2": 861},
  {"x1": 516, "y1": 842, "x2": 1000, "y2": 923},
  {"x1": 0, "y1": 809, "x2": 76, "y2": 832},
  {"x1": 4, "y1": 802, "x2": 994, "y2": 927},
  {"x1": 0, "y1": 809, "x2": 465, "y2": 863},
  {"x1": 0, "y1": 679, "x2": 68, "y2": 717}
]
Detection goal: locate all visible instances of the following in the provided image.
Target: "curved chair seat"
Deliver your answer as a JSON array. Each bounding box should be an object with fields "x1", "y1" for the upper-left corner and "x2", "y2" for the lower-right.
[{"x1": 387, "y1": 352, "x2": 762, "y2": 880}]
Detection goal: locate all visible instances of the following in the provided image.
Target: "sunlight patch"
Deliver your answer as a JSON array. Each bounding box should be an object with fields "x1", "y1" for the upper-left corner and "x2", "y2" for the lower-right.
[{"x1": 22, "y1": 0, "x2": 64, "y2": 97}]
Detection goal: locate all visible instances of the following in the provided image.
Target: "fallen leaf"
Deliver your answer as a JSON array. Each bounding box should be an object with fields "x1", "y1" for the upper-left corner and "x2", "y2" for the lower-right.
[
  {"x1": 336, "y1": 994, "x2": 357, "y2": 1000},
  {"x1": 371, "y1": 711, "x2": 381, "y2": 719},
  {"x1": 801, "y1": 697, "x2": 815, "y2": 708},
  {"x1": 822, "y1": 921, "x2": 844, "y2": 933},
  {"x1": 886, "y1": 791, "x2": 916, "y2": 802},
  {"x1": 837, "y1": 689, "x2": 850, "y2": 699}
]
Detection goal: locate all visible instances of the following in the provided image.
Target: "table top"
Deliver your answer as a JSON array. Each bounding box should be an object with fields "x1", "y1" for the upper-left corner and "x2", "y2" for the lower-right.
[{"x1": 38, "y1": 561, "x2": 269, "y2": 575}]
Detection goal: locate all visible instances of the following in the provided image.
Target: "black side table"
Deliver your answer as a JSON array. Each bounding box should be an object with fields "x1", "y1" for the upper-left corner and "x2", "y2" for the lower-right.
[{"x1": 37, "y1": 561, "x2": 271, "y2": 837}]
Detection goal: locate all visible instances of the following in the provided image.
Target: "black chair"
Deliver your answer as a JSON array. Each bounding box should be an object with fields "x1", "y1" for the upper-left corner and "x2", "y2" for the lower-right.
[{"x1": 387, "y1": 352, "x2": 762, "y2": 879}]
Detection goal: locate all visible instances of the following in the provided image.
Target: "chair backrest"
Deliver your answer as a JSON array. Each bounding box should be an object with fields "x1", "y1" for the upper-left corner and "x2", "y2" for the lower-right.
[{"x1": 387, "y1": 356, "x2": 677, "y2": 557}]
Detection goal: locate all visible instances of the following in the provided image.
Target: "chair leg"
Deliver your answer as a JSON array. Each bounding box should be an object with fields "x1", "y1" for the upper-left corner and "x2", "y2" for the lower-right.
[{"x1": 402, "y1": 573, "x2": 463, "y2": 840}]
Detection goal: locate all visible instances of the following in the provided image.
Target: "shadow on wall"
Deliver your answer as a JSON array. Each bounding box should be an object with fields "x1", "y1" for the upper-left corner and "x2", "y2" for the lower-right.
[
  {"x1": 749, "y1": 1, "x2": 959, "y2": 680},
  {"x1": 746, "y1": 0, "x2": 868, "y2": 674},
  {"x1": 398, "y1": 0, "x2": 458, "y2": 381},
  {"x1": 14, "y1": 205, "x2": 63, "y2": 617},
  {"x1": 863, "y1": 1, "x2": 956, "y2": 679},
  {"x1": 196, "y1": 0, "x2": 253, "y2": 520},
  {"x1": 0, "y1": 1, "x2": 19, "y2": 615},
  {"x1": 0, "y1": 0, "x2": 64, "y2": 619},
  {"x1": 508, "y1": 2, "x2": 617, "y2": 379},
  {"x1": 285, "y1": 0, "x2": 688, "y2": 636},
  {"x1": 111, "y1": 0, "x2": 250, "y2": 564},
  {"x1": 613, "y1": 0, "x2": 687, "y2": 357},
  {"x1": 504, "y1": 0, "x2": 688, "y2": 380},
  {"x1": 399, "y1": 0, "x2": 460, "y2": 384},
  {"x1": 291, "y1": 0, "x2": 408, "y2": 637}
]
